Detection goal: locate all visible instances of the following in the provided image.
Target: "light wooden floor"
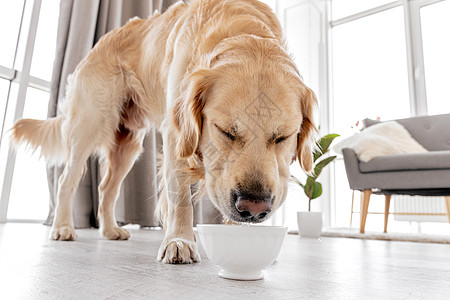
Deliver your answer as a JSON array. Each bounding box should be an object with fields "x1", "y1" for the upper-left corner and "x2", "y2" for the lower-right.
[{"x1": 1, "y1": 223, "x2": 450, "y2": 300}]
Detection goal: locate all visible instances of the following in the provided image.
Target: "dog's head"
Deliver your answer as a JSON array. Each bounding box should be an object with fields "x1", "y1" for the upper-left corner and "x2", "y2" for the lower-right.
[{"x1": 172, "y1": 37, "x2": 317, "y2": 223}]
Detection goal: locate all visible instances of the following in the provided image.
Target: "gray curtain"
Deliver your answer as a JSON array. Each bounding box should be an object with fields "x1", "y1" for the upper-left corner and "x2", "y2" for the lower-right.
[{"x1": 46, "y1": 0, "x2": 221, "y2": 228}]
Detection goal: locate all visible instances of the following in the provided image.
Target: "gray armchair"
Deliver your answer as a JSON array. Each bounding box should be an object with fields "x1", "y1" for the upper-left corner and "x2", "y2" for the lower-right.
[{"x1": 342, "y1": 113, "x2": 450, "y2": 233}]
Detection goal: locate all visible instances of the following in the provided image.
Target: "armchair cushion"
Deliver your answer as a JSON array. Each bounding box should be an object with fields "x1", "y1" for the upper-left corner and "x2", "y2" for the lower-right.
[
  {"x1": 359, "y1": 150, "x2": 450, "y2": 173},
  {"x1": 342, "y1": 148, "x2": 450, "y2": 190},
  {"x1": 341, "y1": 114, "x2": 450, "y2": 192},
  {"x1": 334, "y1": 121, "x2": 427, "y2": 162}
]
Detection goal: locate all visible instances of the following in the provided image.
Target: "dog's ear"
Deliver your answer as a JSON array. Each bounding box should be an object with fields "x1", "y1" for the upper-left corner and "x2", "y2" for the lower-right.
[
  {"x1": 172, "y1": 70, "x2": 213, "y2": 159},
  {"x1": 296, "y1": 84, "x2": 318, "y2": 173}
]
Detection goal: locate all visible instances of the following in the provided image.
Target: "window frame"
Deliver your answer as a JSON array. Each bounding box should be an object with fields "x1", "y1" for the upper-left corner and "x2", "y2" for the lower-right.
[
  {"x1": 0, "y1": 0, "x2": 52, "y2": 222},
  {"x1": 408, "y1": 0, "x2": 449, "y2": 115},
  {"x1": 329, "y1": 0, "x2": 447, "y2": 120}
]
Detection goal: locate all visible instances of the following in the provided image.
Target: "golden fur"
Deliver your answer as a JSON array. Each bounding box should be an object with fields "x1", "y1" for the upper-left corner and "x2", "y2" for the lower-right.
[{"x1": 10, "y1": 0, "x2": 317, "y2": 264}]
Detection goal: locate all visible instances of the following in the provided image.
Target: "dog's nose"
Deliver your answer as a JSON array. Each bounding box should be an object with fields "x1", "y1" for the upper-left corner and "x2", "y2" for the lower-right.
[
  {"x1": 234, "y1": 188, "x2": 273, "y2": 221},
  {"x1": 235, "y1": 198, "x2": 272, "y2": 220}
]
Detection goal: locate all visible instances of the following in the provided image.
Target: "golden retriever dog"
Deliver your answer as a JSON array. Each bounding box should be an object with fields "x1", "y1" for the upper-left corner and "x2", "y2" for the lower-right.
[{"x1": 11, "y1": 0, "x2": 316, "y2": 264}]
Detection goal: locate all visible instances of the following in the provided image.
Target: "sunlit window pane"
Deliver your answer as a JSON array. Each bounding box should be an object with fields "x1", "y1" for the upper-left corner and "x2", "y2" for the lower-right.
[
  {"x1": 284, "y1": 2, "x2": 321, "y2": 93},
  {"x1": 332, "y1": 7, "x2": 410, "y2": 137},
  {"x1": 0, "y1": 83, "x2": 19, "y2": 211},
  {"x1": 332, "y1": 0, "x2": 394, "y2": 20},
  {"x1": 7, "y1": 87, "x2": 50, "y2": 220},
  {"x1": 0, "y1": 0, "x2": 25, "y2": 68},
  {"x1": 421, "y1": 1, "x2": 450, "y2": 115},
  {"x1": 30, "y1": 0, "x2": 60, "y2": 81},
  {"x1": 22, "y1": 88, "x2": 49, "y2": 119},
  {"x1": 13, "y1": 0, "x2": 33, "y2": 72},
  {"x1": 0, "y1": 80, "x2": 10, "y2": 125}
]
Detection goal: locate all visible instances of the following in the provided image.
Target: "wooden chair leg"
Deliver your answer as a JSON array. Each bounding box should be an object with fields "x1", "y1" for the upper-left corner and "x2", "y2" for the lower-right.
[
  {"x1": 445, "y1": 196, "x2": 450, "y2": 223},
  {"x1": 360, "y1": 190, "x2": 372, "y2": 234},
  {"x1": 384, "y1": 195, "x2": 391, "y2": 233},
  {"x1": 350, "y1": 190, "x2": 355, "y2": 227}
]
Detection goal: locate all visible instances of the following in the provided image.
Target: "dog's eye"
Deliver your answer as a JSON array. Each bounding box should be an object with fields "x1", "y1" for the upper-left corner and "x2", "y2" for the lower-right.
[
  {"x1": 215, "y1": 124, "x2": 236, "y2": 141},
  {"x1": 275, "y1": 136, "x2": 287, "y2": 144},
  {"x1": 223, "y1": 131, "x2": 236, "y2": 141}
]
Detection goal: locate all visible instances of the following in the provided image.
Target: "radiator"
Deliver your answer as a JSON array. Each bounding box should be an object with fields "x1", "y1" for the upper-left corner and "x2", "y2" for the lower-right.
[{"x1": 393, "y1": 195, "x2": 448, "y2": 222}]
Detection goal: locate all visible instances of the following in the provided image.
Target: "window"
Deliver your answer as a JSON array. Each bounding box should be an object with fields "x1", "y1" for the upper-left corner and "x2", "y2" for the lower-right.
[
  {"x1": 0, "y1": 1, "x2": 25, "y2": 69},
  {"x1": 330, "y1": 0, "x2": 450, "y2": 234},
  {"x1": 331, "y1": 0, "x2": 395, "y2": 20},
  {"x1": 0, "y1": 0, "x2": 60, "y2": 222},
  {"x1": 332, "y1": 6, "x2": 410, "y2": 137},
  {"x1": 420, "y1": 0, "x2": 450, "y2": 115}
]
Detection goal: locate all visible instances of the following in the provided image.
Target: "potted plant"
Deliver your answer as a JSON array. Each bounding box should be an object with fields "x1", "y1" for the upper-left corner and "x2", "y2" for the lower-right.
[{"x1": 291, "y1": 133, "x2": 339, "y2": 238}]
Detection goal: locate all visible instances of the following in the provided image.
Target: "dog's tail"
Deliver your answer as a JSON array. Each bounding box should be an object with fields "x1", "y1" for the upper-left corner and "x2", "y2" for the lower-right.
[{"x1": 10, "y1": 116, "x2": 66, "y2": 165}]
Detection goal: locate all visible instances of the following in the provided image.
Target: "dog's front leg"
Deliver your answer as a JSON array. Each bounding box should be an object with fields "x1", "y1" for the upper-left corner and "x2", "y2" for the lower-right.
[
  {"x1": 157, "y1": 170, "x2": 201, "y2": 263},
  {"x1": 157, "y1": 134, "x2": 201, "y2": 264}
]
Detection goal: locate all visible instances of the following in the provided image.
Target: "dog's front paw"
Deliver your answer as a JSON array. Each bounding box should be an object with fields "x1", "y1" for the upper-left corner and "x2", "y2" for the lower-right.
[
  {"x1": 51, "y1": 225, "x2": 77, "y2": 241},
  {"x1": 101, "y1": 226, "x2": 130, "y2": 240},
  {"x1": 157, "y1": 238, "x2": 201, "y2": 264}
]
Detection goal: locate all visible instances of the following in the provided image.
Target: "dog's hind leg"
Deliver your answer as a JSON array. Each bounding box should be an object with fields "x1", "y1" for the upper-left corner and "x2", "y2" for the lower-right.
[
  {"x1": 51, "y1": 143, "x2": 95, "y2": 241},
  {"x1": 97, "y1": 128, "x2": 146, "y2": 240}
]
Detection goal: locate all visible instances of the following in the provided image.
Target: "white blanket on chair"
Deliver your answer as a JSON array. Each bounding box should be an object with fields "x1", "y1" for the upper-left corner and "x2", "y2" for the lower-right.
[{"x1": 333, "y1": 121, "x2": 428, "y2": 162}]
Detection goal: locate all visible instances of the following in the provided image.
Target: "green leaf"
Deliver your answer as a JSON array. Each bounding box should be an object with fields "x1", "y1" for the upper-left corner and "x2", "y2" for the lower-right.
[
  {"x1": 311, "y1": 155, "x2": 337, "y2": 180},
  {"x1": 312, "y1": 149, "x2": 323, "y2": 163},
  {"x1": 305, "y1": 178, "x2": 315, "y2": 192},
  {"x1": 304, "y1": 177, "x2": 322, "y2": 200},
  {"x1": 289, "y1": 175, "x2": 305, "y2": 188},
  {"x1": 311, "y1": 181, "x2": 322, "y2": 200},
  {"x1": 299, "y1": 132, "x2": 339, "y2": 203},
  {"x1": 303, "y1": 177, "x2": 314, "y2": 199},
  {"x1": 313, "y1": 134, "x2": 340, "y2": 162}
]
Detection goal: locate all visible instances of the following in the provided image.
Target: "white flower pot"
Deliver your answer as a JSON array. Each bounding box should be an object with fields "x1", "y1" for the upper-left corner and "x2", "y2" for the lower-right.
[{"x1": 297, "y1": 212, "x2": 322, "y2": 238}]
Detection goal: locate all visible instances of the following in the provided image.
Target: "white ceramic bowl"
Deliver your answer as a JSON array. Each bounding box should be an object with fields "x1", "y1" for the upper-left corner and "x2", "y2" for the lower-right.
[{"x1": 197, "y1": 224, "x2": 288, "y2": 280}]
